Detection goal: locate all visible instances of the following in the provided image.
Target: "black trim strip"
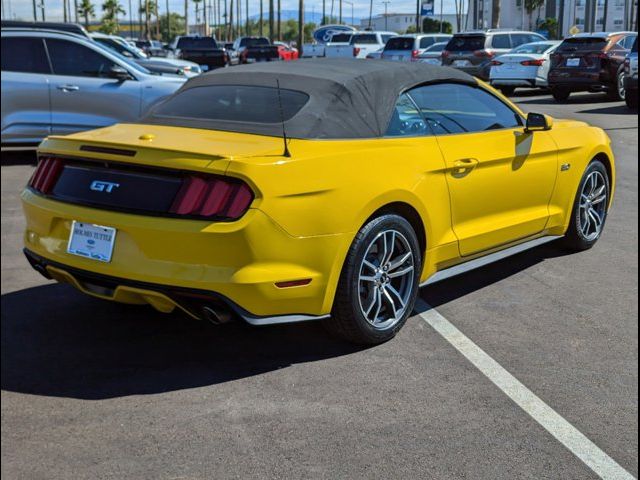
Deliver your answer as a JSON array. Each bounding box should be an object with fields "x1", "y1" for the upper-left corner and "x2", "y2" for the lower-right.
[{"x1": 79, "y1": 145, "x2": 137, "y2": 157}]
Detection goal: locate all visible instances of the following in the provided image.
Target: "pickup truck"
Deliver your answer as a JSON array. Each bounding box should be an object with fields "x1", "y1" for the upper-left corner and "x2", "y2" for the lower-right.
[
  {"x1": 170, "y1": 36, "x2": 228, "y2": 71},
  {"x1": 234, "y1": 36, "x2": 280, "y2": 64},
  {"x1": 326, "y1": 31, "x2": 397, "y2": 59},
  {"x1": 301, "y1": 43, "x2": 326, "y2": 58},
  {"x1": 324, "y1": 33, "x2": 355, "y2": 58}
]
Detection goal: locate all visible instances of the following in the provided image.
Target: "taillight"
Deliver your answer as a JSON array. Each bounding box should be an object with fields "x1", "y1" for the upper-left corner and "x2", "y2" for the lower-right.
[
  {"x1": 29, "y1": 157, "x2": 64, "y2": 194},
  {"x1": 521, "y1": 59, "x2": 545, "y2": 66},
  {"x1": 169, "y1": 175, "x2": 254, "y2": 220},
  {"x1": 411, "y1": 49, "x2": 419, "y2": 59},
  {"x1": 490, "y1": 60, "x2": 503, "y2": 66},
  {"x1": 353, "y1": 47, "x2": 361, "y2": 57},
  {"x1": 474, "y1": 49, "x2": 495, "y2": 58}
]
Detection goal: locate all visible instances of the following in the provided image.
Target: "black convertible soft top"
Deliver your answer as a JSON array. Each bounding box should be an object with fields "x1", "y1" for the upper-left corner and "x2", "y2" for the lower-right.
[{"x1": 143, "y1": 58, "x2": 478, "y2": 139}]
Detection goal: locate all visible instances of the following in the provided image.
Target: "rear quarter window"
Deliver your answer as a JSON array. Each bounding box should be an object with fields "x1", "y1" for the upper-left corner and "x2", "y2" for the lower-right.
[
  {"x1": 151, "y1": 85, "x2": 309, "y2": 124},
  {"x1": 558, "y1": 37, "x2": 607, "y2": 52},
  {"x1": 491, "y1": 34, "x2": 512, "y2": 49}
]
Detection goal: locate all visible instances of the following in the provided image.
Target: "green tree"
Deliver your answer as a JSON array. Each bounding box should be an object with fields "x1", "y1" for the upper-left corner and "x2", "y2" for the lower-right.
[
  {"x1": 101, "y1": 0, "x2": 125, "y2": 33},
  {"x1": 158, "y1": 12, "x2": 185, "y2": 42},
  {"x1": 422, "y1": 17, "x2": 453, "y2": 34},
  {"x1": 538, "y1": 17, "x2": 558, "y2": 39},
  {"x1": 525, "y1": 0, "x2": 545, "y2": 30},
  {"x1": 77, "y1": 0, "x2": 96, "y2": 27}
]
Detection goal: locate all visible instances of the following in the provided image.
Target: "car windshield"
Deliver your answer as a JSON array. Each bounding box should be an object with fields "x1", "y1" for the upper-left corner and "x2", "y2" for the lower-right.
[
  {"x1": 351, "y1": 34, "x2": 378, "y2": 45},
  {"x1": 557, "y1": 37, "x2": 607, "y2": 52},
  {"x1": 152, "y1": 85, "x2": 309, "y2": 124},
  {"x1": 242, "y1": 37, "x2": 270, "y2": 47},
  {"x1": 446, "y1": 35, "x2": 485, "y2": 51},
  {"x1": 330, "y1": 33, "x2": 352, "y2": 43},
  {"x1": 177, "y1": 37, "x2": 218, "y2": 49},
  {"x1": 384, "y1": 37, "x2": 414, "y2": 50},
  {"x1": 94, "y1": 37, "x2": 146, "y2": 59},
  {"x1": 512, "y1": 42, "x2": 556, "y2": 54},
  {"x1": 91, "y1": 40, "x2": 151, "y2": 74}
]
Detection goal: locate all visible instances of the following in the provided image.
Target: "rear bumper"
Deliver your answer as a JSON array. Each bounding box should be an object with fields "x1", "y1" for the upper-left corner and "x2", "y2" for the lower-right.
[
  {"x1": 490, "y1": 78, "x2": 542, "y2": 87},
  {"x1": 21, "y1": 189, "x2": 351, "y2": 321},
  {"x1": 548, "y1": 71, "x2": 613, "y2": 91}
]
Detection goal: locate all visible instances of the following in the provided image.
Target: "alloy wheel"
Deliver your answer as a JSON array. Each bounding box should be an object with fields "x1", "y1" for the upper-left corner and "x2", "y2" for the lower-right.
[
  {"x1": 618, "y1": 72, "x2": 626, "y2": 100},
  {"x1": 578, "y1": 171, "x2": 607, "y2": 241},
  {"x1": 357, "y1": 229, "x2": 415, "y2": 330}
]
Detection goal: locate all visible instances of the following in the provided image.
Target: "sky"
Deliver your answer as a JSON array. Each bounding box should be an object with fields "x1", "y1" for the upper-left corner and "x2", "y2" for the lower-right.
[{"x1": 1, "y1": 0, "x2": 463, "y2": 24}]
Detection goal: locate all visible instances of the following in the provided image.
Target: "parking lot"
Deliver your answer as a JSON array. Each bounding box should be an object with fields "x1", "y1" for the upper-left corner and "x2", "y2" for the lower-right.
[{"x1": 1, "y1": 91, "x2": 637, "y2": 479}]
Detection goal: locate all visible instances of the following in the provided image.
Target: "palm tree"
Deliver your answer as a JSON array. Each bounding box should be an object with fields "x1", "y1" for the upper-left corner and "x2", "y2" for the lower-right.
[
  {"x1": 103, "y1": 0, "x2": 126, "y2": 22},
  {"x1": 77, "y1": 0, "x2": 96, "y2": 27},
  {"x1": 139, "y1": 0, "x2": 153, "y2": 39}
]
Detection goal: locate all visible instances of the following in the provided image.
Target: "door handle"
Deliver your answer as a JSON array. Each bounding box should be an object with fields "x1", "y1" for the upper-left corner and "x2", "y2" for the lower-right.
[
  {"x1": 453, "y1": 158, "x2": 479, "y2": 175},
  {"x1": 57, "y1": 85, "x2": 80, "y2": 91}
]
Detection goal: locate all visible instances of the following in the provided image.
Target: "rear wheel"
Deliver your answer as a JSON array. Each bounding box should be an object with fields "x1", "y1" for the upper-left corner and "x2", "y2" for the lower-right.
[
  {"x1": 499, "y1": 86, "x2": 516, "y2": 96},
  {"x1": 608, "y1": 68, "x2": 626, "y2": 101},
  {"x1": 325, "y1": 214, "x2": 421, "y2": 345},
  {"x1": 552, "y1": 87, "x2": 571, "y2": 102},
  {"x1": 562, "y1": 160, "x2": 610, "y2": 251}
]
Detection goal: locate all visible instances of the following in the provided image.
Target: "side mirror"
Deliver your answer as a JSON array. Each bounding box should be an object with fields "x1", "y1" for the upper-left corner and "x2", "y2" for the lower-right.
[
  {"x1": 108, "y1": 65, "x2": 132, "y2": 81},
  {"x1": 525, "y1": 112, "x2": 553, "y2": 132}
]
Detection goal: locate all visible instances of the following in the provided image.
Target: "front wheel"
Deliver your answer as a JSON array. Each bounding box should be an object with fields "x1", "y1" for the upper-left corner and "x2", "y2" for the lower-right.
[
  {"x1": 562, "y1": 160, "x2": 610, "y2": 251},
  {"x1": 325, "y1": 214, "x2": 421, "y2": 344}
]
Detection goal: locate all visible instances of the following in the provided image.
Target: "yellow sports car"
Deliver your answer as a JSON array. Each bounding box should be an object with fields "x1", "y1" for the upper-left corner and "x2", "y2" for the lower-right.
[{"x1": 22, "y1": 59, "x2": 615, "y2": 344}]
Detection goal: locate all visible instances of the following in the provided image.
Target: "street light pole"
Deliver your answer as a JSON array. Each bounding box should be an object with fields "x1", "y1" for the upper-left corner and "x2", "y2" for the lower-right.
[{"x1": 382, "y1": 0, "x2": 389, "y2": 30}]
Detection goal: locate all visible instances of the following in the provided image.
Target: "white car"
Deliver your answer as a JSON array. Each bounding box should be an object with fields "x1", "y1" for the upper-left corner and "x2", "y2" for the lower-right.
[
  {"x1": 416, "y1": 42, "x2": 449, "y2": 65},
  {"x1": 489, "y1": 40, "x2": 561, "y2": 95},
  {"x1": 324, "y1": 32, "x2": 356, "y2": 58},
  {"x1": 326, "y1": 31, "x2": 397, "y2": 59},
  {"x1": 365, "y1": 48, "x2": 384, "y2": 60}
]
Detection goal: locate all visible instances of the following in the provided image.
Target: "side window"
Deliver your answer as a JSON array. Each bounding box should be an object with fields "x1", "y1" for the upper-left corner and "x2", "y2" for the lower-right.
[
  {"x1": 624, "y1": 35, "x2": 637, "y2": 49},
  {"x1": 46, "y1": 38, "x2": 118, "y2": 78},
  {"x1": 0, "y1": 37, "x2": 50, "y2": 74},
  {"x1": 382, "y1": 34, "x2": 395, "y2": 44},
  {"x1": 511, "y1": 34, "x2": 532, "y2": 47},
  {"x1": 385, "y1": 93, "x2": 430, "y2": 137},
  {"x1": 491, "y1": 34, "x2": 512, "y2": 49},
  {"x1": 419, "y1": 37, "x2": 435, "y2": 48},
  {"x1": 407, "y1": 83, "x2": 522, "y2": 135}
]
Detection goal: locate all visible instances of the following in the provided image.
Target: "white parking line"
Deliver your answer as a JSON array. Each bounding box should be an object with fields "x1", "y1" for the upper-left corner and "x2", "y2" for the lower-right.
[{"x1": 415, "y1": 299, "x2": 636, "y2": 480}]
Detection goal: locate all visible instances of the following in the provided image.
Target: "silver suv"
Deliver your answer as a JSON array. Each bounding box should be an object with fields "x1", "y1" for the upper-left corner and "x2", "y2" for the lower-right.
[
  {"x1": 1, "y1": 29, "x2": 186, "y2": 148},
  {"x1": 442, "y1": 29, "x2": 546, "y2": 80},
  {"x1": 381, "y1": 34, "x2": 452, "y2": 62}
]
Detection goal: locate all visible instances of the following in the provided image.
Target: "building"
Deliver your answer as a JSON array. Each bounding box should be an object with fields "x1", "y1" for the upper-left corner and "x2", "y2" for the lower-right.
[
  {"x1": 466, "y1": 0, "x2": 637, "y2": 37},
  {"x1": 359, "y1": 13, "x2": 468, "y2": 33}
]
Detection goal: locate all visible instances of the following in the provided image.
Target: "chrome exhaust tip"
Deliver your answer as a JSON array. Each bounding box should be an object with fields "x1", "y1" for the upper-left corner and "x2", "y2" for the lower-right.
[{"x1": 202, "y1": 305, "x2": 232, "y2": 325}]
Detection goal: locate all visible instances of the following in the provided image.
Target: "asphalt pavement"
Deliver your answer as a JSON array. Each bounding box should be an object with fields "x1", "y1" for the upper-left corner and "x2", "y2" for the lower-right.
[{"x1": 1, "y1": 91, "x2": 637, "y2": 480}]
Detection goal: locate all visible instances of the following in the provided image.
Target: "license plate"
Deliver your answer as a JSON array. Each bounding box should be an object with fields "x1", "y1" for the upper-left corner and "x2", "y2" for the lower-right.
[
  {"x1": 566, "y1": 58, "x2": 580, "y2": 67},
  {"x1": 67, "y1": 221, "x2": 116, "y2": 263},
  {"x1": 454, "y1": 59, "x2": 470, "y2": 67}
]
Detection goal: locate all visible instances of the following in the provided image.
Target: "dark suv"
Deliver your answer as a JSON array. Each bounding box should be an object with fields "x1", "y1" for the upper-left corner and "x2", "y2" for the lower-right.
[
  {"x1": 548, "y1": 31, "x2": 637, "y2": 102},
  {"x1": 442, "y1": 29, "x2": 545, "y2": 80}
]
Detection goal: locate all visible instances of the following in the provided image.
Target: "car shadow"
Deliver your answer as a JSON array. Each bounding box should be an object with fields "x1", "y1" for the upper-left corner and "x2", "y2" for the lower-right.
[
  {"x1": 420, "y1": 240, "x2": 570, "y2": 309},
  {"x1": 516, "y1": 92, "x2": 617, "y2": 106},
  {"x1": 0, "y1": 283, "x2": 364, "y2": 400},
  {"x1": 576, "y1": 104, "x2": 635, "y2": 115}
]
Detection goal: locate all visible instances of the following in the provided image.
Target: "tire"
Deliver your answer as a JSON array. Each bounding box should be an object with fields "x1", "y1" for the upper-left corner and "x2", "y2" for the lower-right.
[
  {"x1": 608, "y1": 68, "x2": 626, "y2": 101},
  {"x1": 561, "y1": 160, "x2": 611, "y2": 252},
  {"x1": 551, "y1": 87, "x2": 571, "y2": 102},
  {"x1": 499, "y1": 86, "x2": 516, "y2": 96},
  {"x1": 625, "y1": 89, "x2": 638, "y2": 109},
  {"x1": 324, "y1": 214, "x2": 422, "y2": 345}
]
